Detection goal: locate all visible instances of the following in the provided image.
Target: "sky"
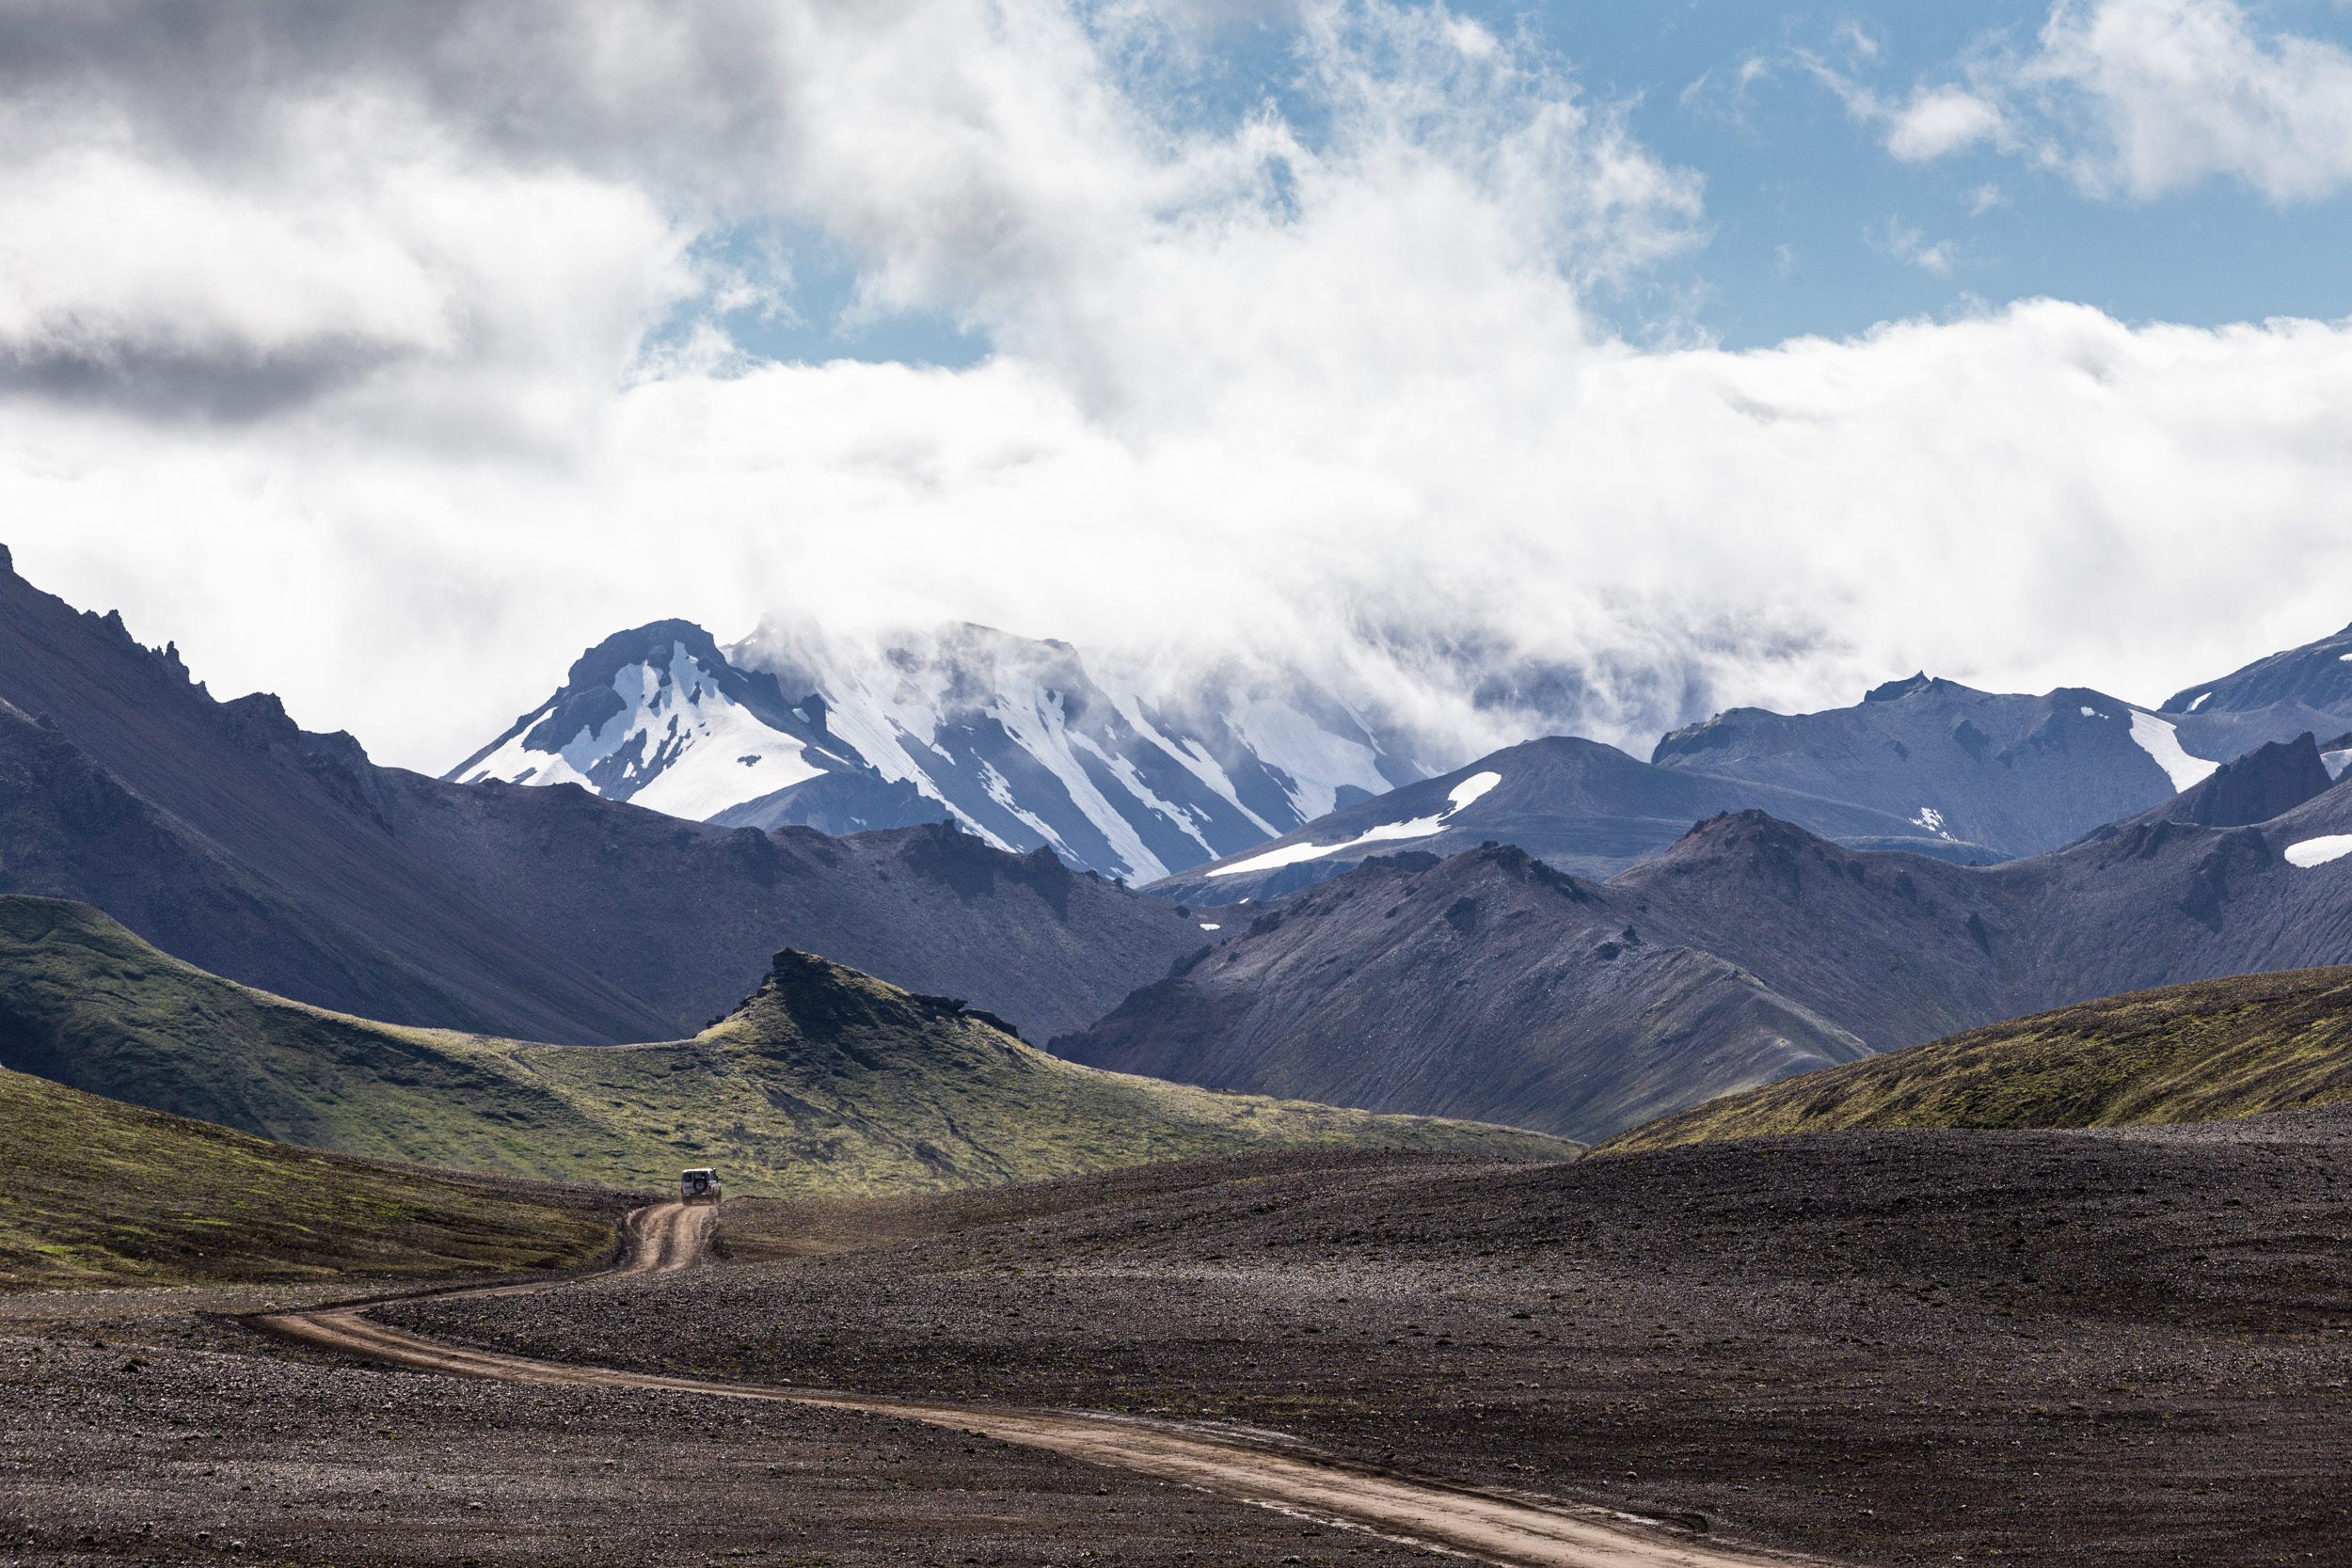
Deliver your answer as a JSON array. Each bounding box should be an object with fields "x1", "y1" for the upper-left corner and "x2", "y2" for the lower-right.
[{"x1": 3, "y1": 0, "x2": 2350, "y2": 772}]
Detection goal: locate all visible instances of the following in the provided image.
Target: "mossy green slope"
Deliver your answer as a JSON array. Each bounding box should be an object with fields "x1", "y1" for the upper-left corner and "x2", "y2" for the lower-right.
[
  {"x1": 0, "y1": 1065, "x2": 620, "y2": 1290},
  {"x1": 1598, "y1": 965, "x2": 2352, "y2": 1153},
  {"x1": 0, "y1": 897, "x2": 1573, "y2": 1197}
]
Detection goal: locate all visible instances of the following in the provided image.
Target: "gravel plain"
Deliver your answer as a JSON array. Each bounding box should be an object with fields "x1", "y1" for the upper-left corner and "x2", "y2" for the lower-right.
[
  {"x1": 392, "y1": 1122, "x2": 2352, "y2": 1568},
  {"x1": 0, "y1": 1275, "x2": 1438, "y2": 1567}
]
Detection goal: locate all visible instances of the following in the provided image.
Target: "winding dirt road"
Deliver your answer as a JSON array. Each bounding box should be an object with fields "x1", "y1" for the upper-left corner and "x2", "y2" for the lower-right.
[{"x1": 253, "y1": 1202, "x2": 1824, "y2": 1568}]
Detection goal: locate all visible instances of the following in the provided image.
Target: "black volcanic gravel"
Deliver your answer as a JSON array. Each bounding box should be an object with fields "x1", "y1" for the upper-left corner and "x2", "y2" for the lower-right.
[
  {"x1": 392, "y1": 1122, "x2": 2352, "y2": 1568},
  {"x1": 0, "y1": 1277, "x2": 1434, "y2": 1567}
]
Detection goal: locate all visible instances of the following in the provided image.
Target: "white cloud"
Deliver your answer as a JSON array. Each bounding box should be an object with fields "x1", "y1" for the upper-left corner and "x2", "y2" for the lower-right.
[
  {"x1": 1883, "y1": 87, "x2": 2005, "y2": 162},
  {"x1": 1873, "y1": 0, "x2": 2352, "y2": 201},
  {"x1": 0, "y1": 1, "x2": 2349, "y2": 778},
  {"x1": 2024, "y1": 0, "x2": 2352, "y2": 199}
]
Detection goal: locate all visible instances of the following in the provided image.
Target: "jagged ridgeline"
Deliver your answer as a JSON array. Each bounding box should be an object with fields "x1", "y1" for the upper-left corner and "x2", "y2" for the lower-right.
[{"x1": 0, "y1": 897, "x2": 1572, "y2": 1198}]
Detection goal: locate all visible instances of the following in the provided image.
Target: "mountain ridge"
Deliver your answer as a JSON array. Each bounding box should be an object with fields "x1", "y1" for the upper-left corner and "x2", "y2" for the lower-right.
[
  {"x1": 1158, "y1": 646, "x2": 2352, "y2": 907},
  {"x1": 452, "y1": 614, "x2": 1428, "y2": 883},
  {"x1": 0, "y1": 895, "x2": 1574, "y2": 1196},
  {"x1": 0, "y1": 551, "x2": 1203, "y2": 1043},
  {"x1": 1070, "y1": 756, "x2": 2352, "y2": 1141}
]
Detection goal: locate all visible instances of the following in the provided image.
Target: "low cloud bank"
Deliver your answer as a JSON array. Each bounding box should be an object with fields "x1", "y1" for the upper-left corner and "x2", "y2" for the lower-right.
[{"x1": 0, "y1": 1, "x2": 2345, "y2": 770}]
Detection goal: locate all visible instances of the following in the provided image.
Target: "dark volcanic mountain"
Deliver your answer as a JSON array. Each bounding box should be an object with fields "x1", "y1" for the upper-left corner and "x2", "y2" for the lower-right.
[
  {"x1": 2116, "y1": 733, "x2": 2337, "y2": 831},
  {"x1": 1071, "y1": 844, "x2": 1869, "y2": 1142},
  {"x1": 1147, "y1": 736, "x2": 1942, "y2": 908},
  {"x1": 1069, "y1": 747, "x2": 2352, "y2": 1140},
  {"x1": 0, "y1": 547, "x2": 1200, "y2": 1042},
  {"x1": 1158, "y1": 645, "x2": 2352, "y2": 909},
  {"x1": 2162, "y1": 619, "x2": 2352, "y2": 729},
  {"x1": 1649, "y1": 674, "x2": 2212, "y2": 855}
]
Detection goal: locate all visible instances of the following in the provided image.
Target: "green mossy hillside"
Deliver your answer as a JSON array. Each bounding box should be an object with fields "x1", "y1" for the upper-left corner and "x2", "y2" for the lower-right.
[
  {"x1": 0, "y1": 898, "x2": 1574, "y2": 1198},
  {"x1": 0, "y1": 1066, "x2": 621, "y2": 1290},
  {"x1": 1598, "y1": 965, "x2": 2352, "y2": 1153}
]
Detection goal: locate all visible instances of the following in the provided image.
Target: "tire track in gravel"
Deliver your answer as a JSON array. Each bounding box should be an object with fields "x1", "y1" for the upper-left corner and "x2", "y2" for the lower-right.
[{"x1": 251, "y1": 1201, "x2": 1832, "y2": 1568}]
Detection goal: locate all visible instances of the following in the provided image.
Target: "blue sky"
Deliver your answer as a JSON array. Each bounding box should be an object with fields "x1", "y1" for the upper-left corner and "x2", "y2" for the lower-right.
[{"x1": 726, "y1": 0, "x2": 2352, "y2": 366}]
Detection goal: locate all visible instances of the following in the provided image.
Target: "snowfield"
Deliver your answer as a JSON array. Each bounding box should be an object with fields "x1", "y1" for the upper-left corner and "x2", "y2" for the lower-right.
[
  {"x1": 2126, "y1": 710, "x2": 2218, "y2": 794},
  {"x1": 454, "y1": 616, "x2": 1435, "y2": 886},
  {"x1": 1205, "y1": 771, "x2": 1503, "y2": 879},
  {"x1": 462, "y1": 641, "x2": 823, "y2": 818}
]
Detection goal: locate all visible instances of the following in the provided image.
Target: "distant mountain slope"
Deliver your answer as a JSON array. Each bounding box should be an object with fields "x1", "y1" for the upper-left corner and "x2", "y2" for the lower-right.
[
  {"x1": 1147, "y1": 735, "x2": 1947, "y2": 908},
  {"x1": 2163, "y1": 620, "x2": 2352, "y2": 723},
  {"x1": 1650, "y1": 674, "x2": 2214, "y2": 856},
  {"x1": 1071, "y1": 747, "x2": 2352, "y2": 1141},
  {"x1": 1066, "y1": 844, "x2": 1867, "y2": 1143},
  {"x1": 1597, "y1": 966, "x2": 2352, "y2": 1152},
  {"x1": 1158, "y1": 647, "x2": 2352, "y2": 908},
  {"x1": 2108, "y1": 734, "x2": 2337, "y2": 832},
  {"x1": 2153, "y1": 621, "x2": 2352, "y2": 776},
  {"x1": 0, "y1": 897, "x2": 1573, "y2": 1198},
  {"x1": 452, "y1": 613, "x2": 1427, "y2": 883},
  {"x1": 0, "y1": 548, "x2": 1200, "y2": 1042},
  {"x1": 0, "y1": 1063, "x2": 620, "y2": 1290}
]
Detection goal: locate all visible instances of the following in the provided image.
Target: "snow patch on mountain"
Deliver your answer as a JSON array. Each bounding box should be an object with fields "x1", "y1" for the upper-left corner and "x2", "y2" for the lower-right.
[
  {"x1": 1207, "y1": 769, "x2": 1502, "y2": 879},
  {"x1": 458, "y1": 640, "x2": 822, "y2": 818},
  {"x1": 461, "y1": 712, "x2": 596, "y2": 791},
  {"x1": 2127, "y1": 710, "x2": 2218, "y2": 794},
  {"x1": 1231, "y1": 698, "x2": 1395, "y2": 823},
  {"x1": 1910, "y1": 805, "x2": 1956, "y2": 841},
  {"x1": 2284, "y1": 834, "x2": 2352, "y2": 868},
  {"x1": 456, "y1": 613, "x2": 1435, "y2": 885}
]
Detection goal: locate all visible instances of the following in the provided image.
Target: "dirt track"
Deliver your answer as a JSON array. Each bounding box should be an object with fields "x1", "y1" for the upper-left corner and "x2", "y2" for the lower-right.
[{"x1": 254, "y1": 1200, "x2": 1812, "y2": 1568}]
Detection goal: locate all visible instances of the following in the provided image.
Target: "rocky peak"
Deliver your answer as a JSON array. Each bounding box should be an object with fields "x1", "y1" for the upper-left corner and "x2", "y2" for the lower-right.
[
  {"x1": 2165, "y1": 734, "x2": 2334, "y2": 829},
  {"x1": 1865, "y1": 672, "x2": 1936, "y2": 704}
]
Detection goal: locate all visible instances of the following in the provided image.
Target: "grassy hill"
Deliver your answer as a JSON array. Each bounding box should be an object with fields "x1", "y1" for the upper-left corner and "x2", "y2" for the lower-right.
[
  {"x1": 0, "y1": 1065, "x2": 622, "y2": 1289},
  {"x1": 1598, "y1": 965, "x2": 2352, "y2": 1153},
  {"x1": 0, "y1": 897, "x2": 1574, "y2": 1197}
]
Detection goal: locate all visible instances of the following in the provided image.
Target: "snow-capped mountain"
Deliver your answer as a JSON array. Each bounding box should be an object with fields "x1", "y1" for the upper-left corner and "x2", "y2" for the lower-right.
[
  {"x1": 1153, "y1": 673, "x2": 2288, "y2": 907},
  {"x1": 1647, "y1": 673, "x2": 2226, "y2": 856},
  {"x1": 451, "y1": 621, "x2": 868, "y2": 821},
  {"x1": 448, "y1": 616, "x2": 1427, "y2": 883}
]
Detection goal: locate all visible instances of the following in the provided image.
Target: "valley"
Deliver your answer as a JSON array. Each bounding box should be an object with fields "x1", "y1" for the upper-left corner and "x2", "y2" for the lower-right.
[
  {"x1": 16, "y1": 10, "x2": 2352, "y2": 1564},
  {"x1": 392, "y1": 1112, "x2": 2349, "y2": 1567},
  {"x1": 4, "y1": 551, "x2": 2351, "y2": 1568}
]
